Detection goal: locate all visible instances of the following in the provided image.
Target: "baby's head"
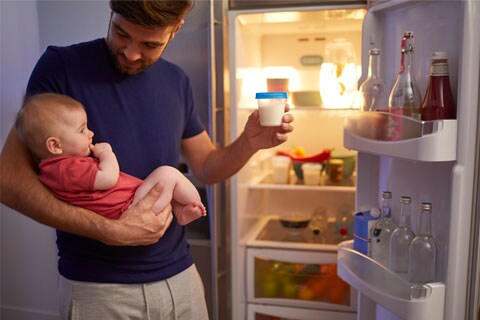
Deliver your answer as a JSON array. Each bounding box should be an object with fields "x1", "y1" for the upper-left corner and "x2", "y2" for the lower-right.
[{"x1": 16, "y1": 93, "x2": 94, "y2": 161}]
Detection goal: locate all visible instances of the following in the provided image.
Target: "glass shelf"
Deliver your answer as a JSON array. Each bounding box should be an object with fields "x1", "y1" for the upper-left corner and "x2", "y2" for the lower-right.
[
  {"x1": 246, "y1": 173, "x2": 356, "y2": 193},
  {"x1": 344, "y1": 111, "x2": 457, "y2": 162},
  {"x1": 337, "y1": 240, "x2": 445, "y2": 320}
]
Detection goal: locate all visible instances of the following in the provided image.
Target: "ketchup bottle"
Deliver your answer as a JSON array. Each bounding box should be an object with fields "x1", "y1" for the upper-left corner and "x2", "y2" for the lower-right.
[{"x1": 420, "y1": 52, "x2": 456, "y2": 120}]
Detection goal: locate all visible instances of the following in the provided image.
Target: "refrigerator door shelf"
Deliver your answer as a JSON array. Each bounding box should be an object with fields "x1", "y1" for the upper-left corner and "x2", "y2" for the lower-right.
[
  {"x1": 337, "y1": 240, "x2": 445, "y2": 320},
  {"x1": 344, "y1": 112, "x2": 457, "y2": 162},
  {"x1": 246, "y1": 247, "x2": 357, "y2": 312}
]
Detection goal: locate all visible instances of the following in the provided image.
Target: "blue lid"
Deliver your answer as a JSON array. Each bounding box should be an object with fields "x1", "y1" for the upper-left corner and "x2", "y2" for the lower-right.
[{"x1": 255, "y1": 92, "x2": 288, "y2": 99}]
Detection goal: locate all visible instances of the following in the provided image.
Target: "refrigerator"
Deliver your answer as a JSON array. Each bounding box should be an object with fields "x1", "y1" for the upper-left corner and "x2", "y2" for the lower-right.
[
  {"x1": 224, "y1": 0, "x2": 480, "y2": 320},
  {"x1": 226, "y1": 1, "x2": 367, "y2": 319},
  {"x1": 336, "y1": 1, "x2": 480, "y2": 320}
]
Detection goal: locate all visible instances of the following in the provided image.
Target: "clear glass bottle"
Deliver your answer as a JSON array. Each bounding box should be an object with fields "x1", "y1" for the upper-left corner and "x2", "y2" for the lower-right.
[
  {"x1": 389, "y1": 196, "x2": 415, "y2": 274},
  {"x1": 359, "y1": 48, "x2": 386, "y2": 112},
  {"x1": 388, "y1": 31, "x2": 422, "y2": 120},
  {"x1": 420, "y1": 51, "x2": 456, "y2": 120},
  {"x1": 371, "y1": 191, "x2": 396, "y2": 266},
  {"x1": 408, "y1": 203, "x2": 437, "y2": 284}
]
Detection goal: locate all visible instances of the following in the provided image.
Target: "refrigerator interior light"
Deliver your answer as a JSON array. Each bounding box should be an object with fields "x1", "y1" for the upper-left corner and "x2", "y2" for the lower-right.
[{"x1": 262, "y1": 12, "x2": 301, "y2": 24}]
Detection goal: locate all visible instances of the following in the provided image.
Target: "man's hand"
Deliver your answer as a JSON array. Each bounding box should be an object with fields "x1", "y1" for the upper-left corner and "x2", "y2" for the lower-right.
[
  {"x1": 244, "y1": 104, "x2": 294, "y2": 152},
  {"x1": 105, "y1": 183, "x2": 173, "y2": 246}
]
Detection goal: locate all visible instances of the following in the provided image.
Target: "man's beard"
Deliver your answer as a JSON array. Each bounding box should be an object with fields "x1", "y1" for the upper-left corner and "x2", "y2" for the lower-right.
[
  {"x1": 111, "y1": 51, "x2": 149, "y2": 75},
  {"x1": 106, "y1": 42, "x2": 150, "y2": 75}
]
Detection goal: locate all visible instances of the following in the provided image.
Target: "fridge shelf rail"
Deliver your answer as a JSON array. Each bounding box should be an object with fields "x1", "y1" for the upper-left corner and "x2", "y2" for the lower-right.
[
  {"x1": 343, "y1": 111, "x2": 457, "y2": 162},
  {"x1": 337, "y1": 240, "x2": 445, "y2": 320}
]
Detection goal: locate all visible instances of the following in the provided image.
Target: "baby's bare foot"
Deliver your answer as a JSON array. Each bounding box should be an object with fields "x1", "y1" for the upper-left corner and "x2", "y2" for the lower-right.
[{"x1": 176, "y1": 202, "x2": 207, "y2": 225}]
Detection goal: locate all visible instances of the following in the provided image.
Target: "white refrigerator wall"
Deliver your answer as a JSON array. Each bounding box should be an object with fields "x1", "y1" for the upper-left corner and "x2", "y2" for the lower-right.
[{"x1": 350, "y1": 1, "x2": 480, "y2": 319}]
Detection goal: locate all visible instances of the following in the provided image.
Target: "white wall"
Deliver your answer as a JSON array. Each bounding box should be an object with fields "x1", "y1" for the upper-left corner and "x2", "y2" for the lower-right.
[{"x1": 1, "y1": 1, "x2": 110, "y2": 319}]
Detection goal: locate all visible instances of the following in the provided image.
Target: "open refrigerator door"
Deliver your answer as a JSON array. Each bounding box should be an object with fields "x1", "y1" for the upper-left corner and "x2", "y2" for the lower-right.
[{"x1": 337, "y1": 1, "x2": 480, "y2": 319}]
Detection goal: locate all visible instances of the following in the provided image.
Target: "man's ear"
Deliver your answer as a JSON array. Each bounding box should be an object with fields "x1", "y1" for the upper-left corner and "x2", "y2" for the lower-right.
[
  {"x1": 45, "y1": 137, "x2": 63, "y2": 155},
  {"x1": 169, "y1": 19, "x2": 184, "y2": 41}
]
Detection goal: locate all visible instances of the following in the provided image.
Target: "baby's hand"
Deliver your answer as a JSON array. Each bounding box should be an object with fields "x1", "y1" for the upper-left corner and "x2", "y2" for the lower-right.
[{"x1": 90, "y1": 142, "x2": 113, "y2": 158}]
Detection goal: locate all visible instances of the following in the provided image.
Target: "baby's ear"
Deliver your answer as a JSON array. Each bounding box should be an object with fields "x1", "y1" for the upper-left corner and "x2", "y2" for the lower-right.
[{"x1": 45, "y1": 137, "x2": 63, "y2": 155}]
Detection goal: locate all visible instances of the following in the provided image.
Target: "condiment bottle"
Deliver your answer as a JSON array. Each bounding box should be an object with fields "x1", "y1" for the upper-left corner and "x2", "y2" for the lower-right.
[
  {"x1": 420, "y1": 51, "x2": 456, "y2": 120},
  {"x1": 388, "y1": 31, "x2": 422, "y2": 120},
  {"x1": 359, "y1": 48, "x2": 386, "y2": 112}
]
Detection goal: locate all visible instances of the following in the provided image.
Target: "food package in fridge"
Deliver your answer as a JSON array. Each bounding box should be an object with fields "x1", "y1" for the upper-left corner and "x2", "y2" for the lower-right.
[{"x1": 353, "y1": 209, "x2": 380, "y2": 256}]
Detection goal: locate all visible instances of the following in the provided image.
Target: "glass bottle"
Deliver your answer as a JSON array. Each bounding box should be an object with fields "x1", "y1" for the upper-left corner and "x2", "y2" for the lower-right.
[
  {"x1": 371, "y1": 191, "x2": 396, "y2": 266},
  {"x1": 389, "y1": 196, "x2": 415, "y2": 274},
  {"x1": 408, "y1": 202, "x2": 437, "y2": 284},
  {"x1": 420, "y1": 51, "x2": 456, "y2": 120},
  {"x1": 359, "y1": 48, "x2": 386, "y2": 112},
  {"x1": 388, "y1": 31, "x2": 422, "y2": 120}
]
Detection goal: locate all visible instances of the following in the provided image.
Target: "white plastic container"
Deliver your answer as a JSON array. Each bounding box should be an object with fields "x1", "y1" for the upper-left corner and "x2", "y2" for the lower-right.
[
  {"x1": 301, "y1": 163, "x2": 322, "y2": 186},
  {"x1": 256, "y1": 91, "x2": 288, "y2": 126},
  {"x1": 271, "y1": 155, "x2": 291, "y2": 184}
]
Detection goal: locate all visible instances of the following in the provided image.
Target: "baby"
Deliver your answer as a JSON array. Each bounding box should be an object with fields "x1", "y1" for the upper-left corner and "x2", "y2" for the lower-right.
[{"x1": 15, "y1": 93, "x2": 206, "y2": 225}]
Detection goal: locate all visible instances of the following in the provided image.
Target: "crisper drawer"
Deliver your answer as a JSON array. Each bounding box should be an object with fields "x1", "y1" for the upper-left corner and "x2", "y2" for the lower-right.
[
  {"x1": 247, "y1": 303, "x2": 356, "y2": 320},
  {"x1": 246, "y1": 248, "x2": 356, "y2": 313}
]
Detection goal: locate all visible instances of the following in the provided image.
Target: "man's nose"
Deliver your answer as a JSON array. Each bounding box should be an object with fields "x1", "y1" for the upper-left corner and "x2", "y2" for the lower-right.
[{"x1": 123, "y1": 42, "x2": 141, "y2": 61}]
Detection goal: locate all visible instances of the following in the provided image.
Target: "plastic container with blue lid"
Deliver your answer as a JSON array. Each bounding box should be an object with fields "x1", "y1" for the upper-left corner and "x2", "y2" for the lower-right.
[{"x1": 255, "y1": 91, "x2": 288, "y2": 126}]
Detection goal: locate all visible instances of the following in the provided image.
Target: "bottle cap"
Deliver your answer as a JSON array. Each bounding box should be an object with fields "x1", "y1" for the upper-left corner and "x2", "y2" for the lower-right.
[
  {"x1": 370, "y1": 48, "x2": 380, "y2": 55},
  {"x1": 432, "y1": 51, "x2": 448, "y2": 60},
  {"x1": 421, "y1": 202, "x2": 432, "y2": 212},
  {"x1": 382, "y1": 191, "x2": 392, "y2": 199},
  {"x1": 400, "y1": 196, "x2": 412, "y2": 204}
]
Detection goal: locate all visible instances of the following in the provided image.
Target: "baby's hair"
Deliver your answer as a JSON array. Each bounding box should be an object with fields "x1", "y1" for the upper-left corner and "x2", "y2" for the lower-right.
[{"x1": 16, "y1": 93, "x2": 84, "y2": 159}]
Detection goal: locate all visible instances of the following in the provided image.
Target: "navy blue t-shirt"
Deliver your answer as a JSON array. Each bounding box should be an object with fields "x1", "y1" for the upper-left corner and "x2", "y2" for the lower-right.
[{"x1": 26, "y1": 38, "x2": 205, "y2": 283}]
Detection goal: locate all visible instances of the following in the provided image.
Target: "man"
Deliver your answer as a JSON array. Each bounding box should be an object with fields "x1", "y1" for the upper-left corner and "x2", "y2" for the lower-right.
[{"x1": 0, "y1": 0, "x2": 294, "y2": 318}]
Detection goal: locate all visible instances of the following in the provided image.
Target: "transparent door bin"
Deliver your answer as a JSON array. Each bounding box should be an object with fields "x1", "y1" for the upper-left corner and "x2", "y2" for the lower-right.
[
  {"x1": 337, "y1": 240, "x2": 445, "y2": 319},
  {"x1": 343, "y1": 111, "x2": 457, "y2": 162}
]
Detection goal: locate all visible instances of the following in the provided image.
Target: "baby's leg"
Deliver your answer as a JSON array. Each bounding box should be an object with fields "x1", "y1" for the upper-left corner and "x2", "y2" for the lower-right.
[
  {"x1": 164, "y1": 167, "x2": 206, "y2": 225},
  {"x1": 131, "y1": 166, "x2": 206, "y2": 224},
  {"x1": 131, "y1": 167, "x2": 176, "y2": 214}
]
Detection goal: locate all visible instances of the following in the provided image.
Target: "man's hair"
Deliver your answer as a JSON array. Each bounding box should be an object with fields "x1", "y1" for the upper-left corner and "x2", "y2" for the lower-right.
[
  {"x1": 16, "y1": 93, "x2": 84, "y2": 160},
  {"x1": 109, "y1": 0, "x2": 194, "y2": 28}
]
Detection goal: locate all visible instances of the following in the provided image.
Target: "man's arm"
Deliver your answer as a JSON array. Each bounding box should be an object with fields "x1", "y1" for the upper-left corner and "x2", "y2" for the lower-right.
[
  {"x1": 182, "y1": 107, "x2": 294, "y2": 184},
  {"x1": 0, "y1": 127, "x2": 172, "y2": 246}
]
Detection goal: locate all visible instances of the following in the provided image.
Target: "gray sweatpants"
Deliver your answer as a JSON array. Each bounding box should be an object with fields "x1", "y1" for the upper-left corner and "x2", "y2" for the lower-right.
[{"x1": 58, "y1": 264, "x2": 209, "y2": 320}]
